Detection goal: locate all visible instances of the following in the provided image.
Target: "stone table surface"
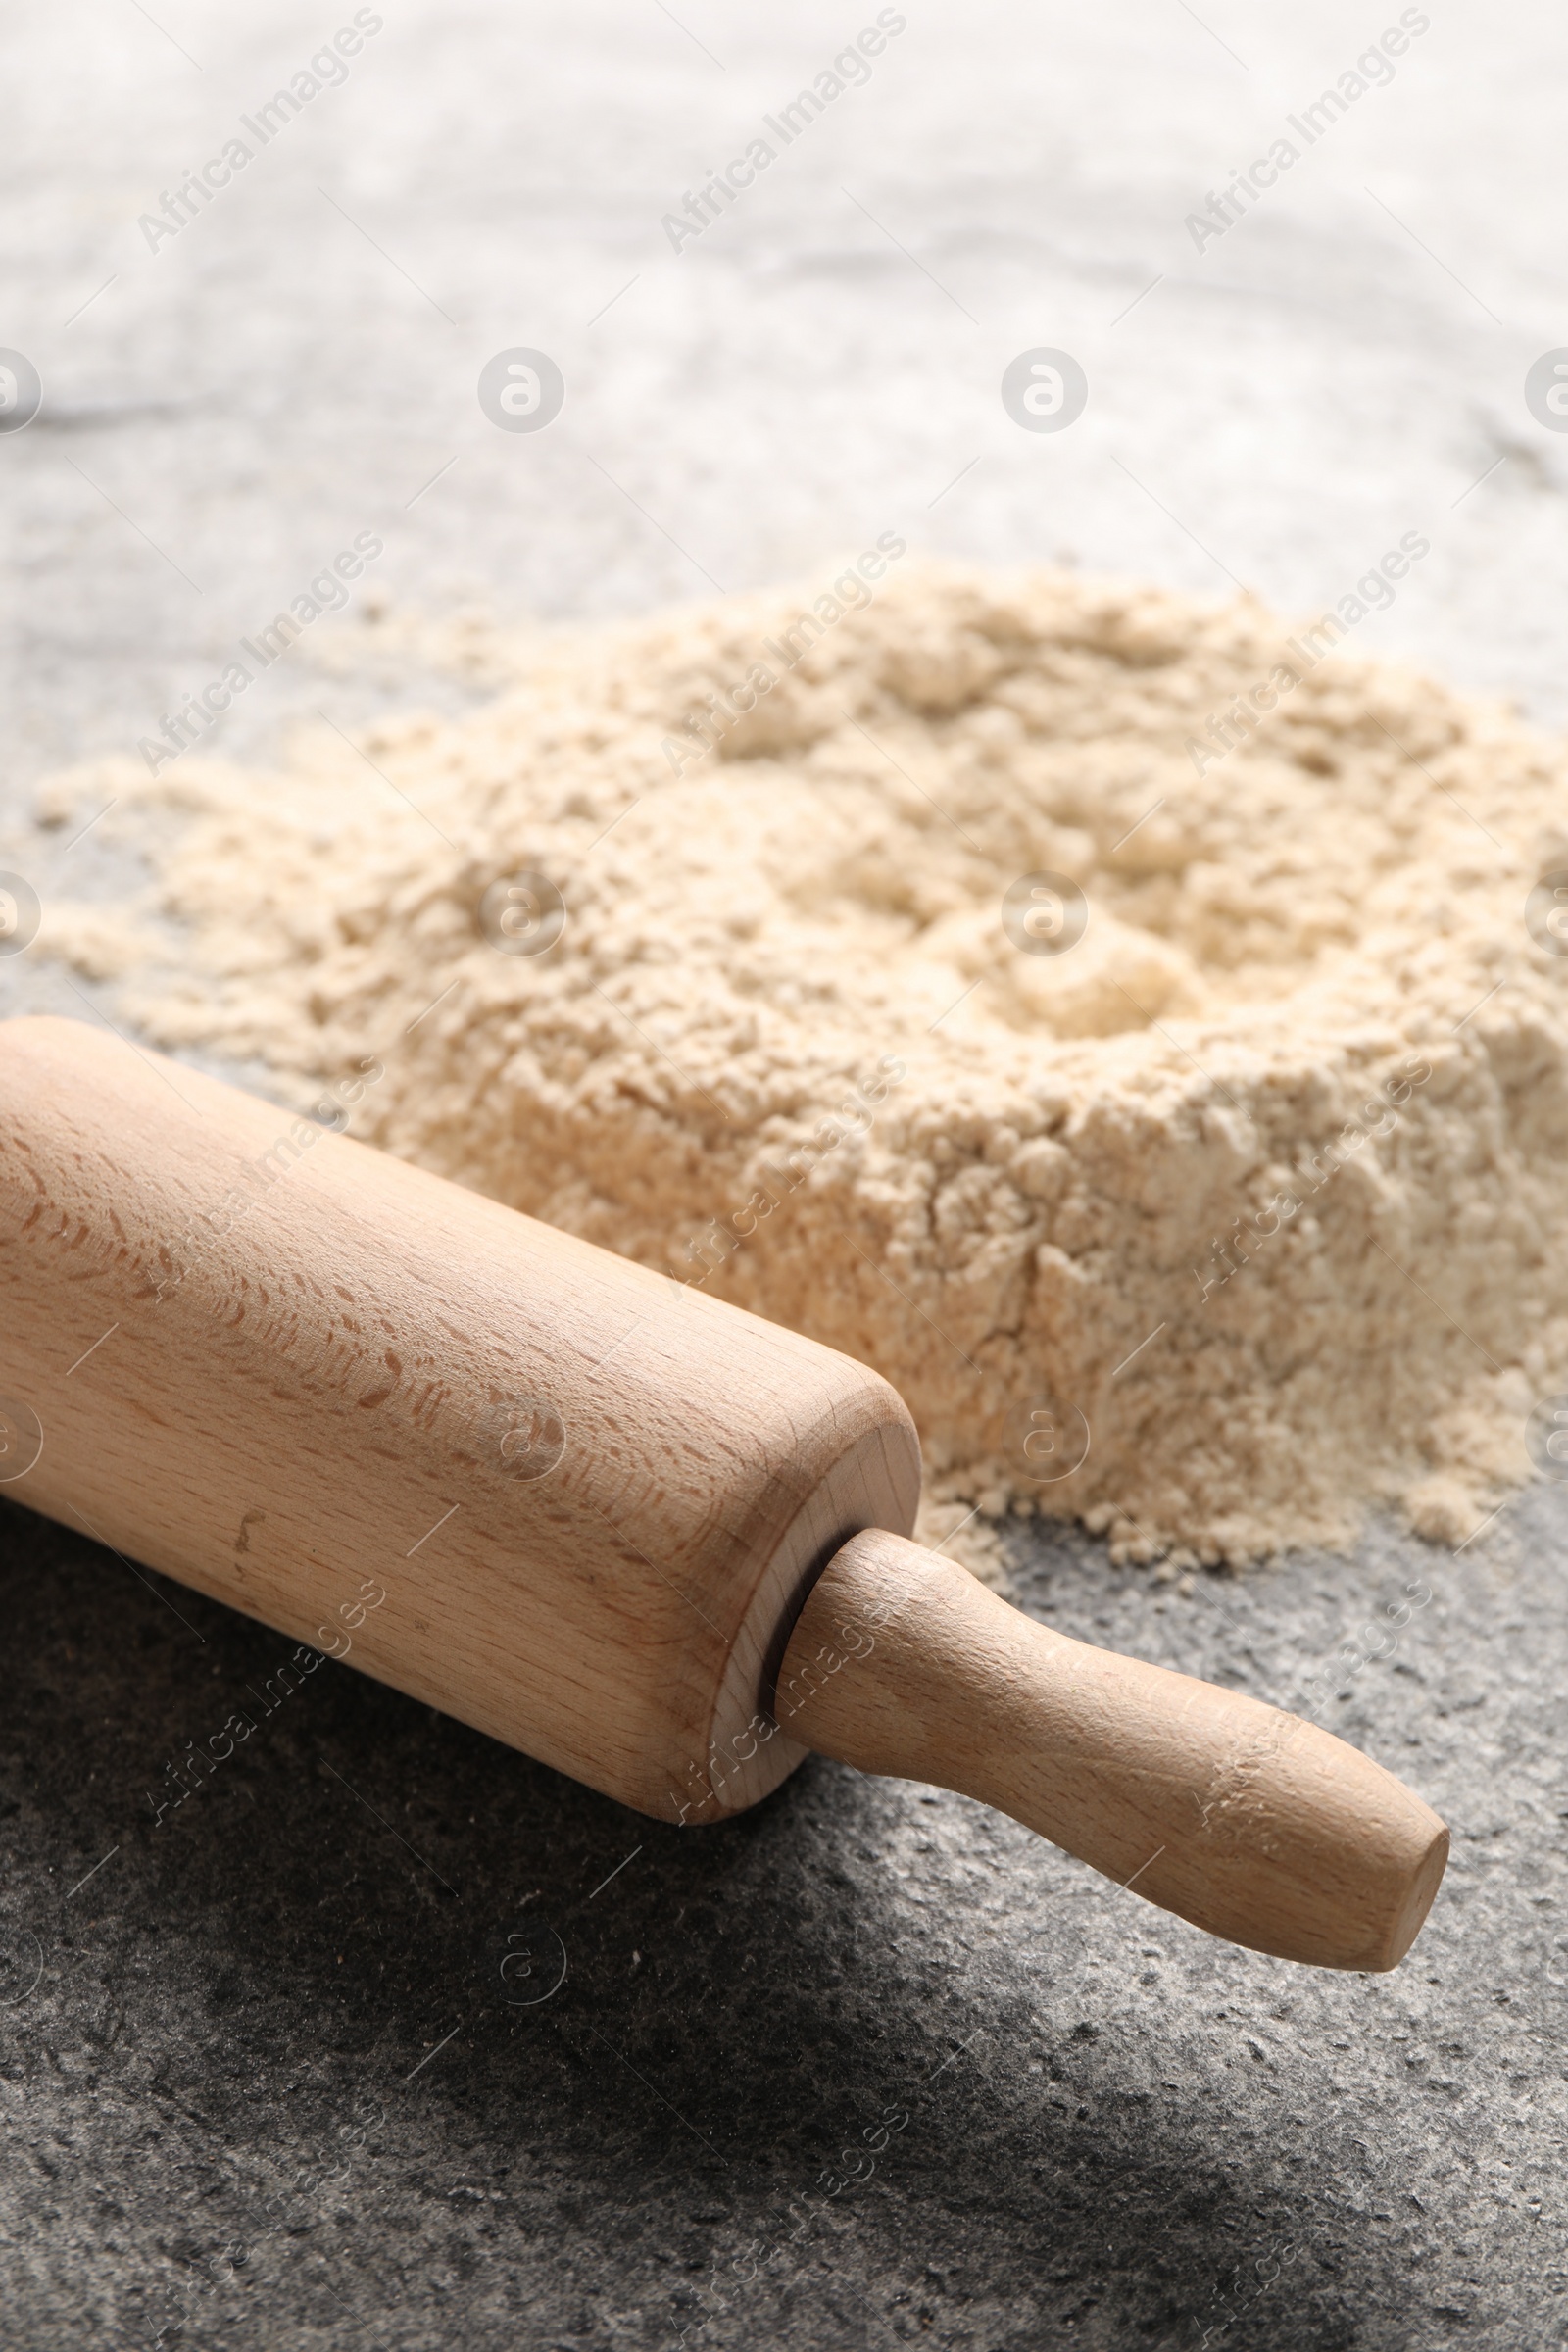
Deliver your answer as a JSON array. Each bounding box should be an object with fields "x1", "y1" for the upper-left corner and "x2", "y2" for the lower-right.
[
  {"x1": 3, "y1": 3, "x2": 1568, "y2": 2346},
  {"x1": 4, "y1": 1492, "x2": 1565, "y2": 2350}
]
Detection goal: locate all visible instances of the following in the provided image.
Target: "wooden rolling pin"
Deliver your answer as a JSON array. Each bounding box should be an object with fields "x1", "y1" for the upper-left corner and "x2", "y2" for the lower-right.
[{"x1": 0, "y1": 1017, "x2": 1447, "y2": 1970}]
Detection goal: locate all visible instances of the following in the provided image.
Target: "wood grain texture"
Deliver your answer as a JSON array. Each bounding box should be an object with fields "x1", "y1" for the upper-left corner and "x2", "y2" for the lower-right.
[
  {"x1": 778, "y1": 1529, "x2": 1448, "y2": 1970},
  {"x1": 0, "y1": 1017, "x2": 920, "y2": 1820}
]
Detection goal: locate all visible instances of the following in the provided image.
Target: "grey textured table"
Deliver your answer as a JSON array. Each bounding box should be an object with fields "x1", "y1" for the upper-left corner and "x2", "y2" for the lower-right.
[
  {"x1": 4, "y1": 5, "x2": 1568, "y2": 2346},
  {"x1": 4, "y1": 1492, "x2": 1565, "y2": 2348}
]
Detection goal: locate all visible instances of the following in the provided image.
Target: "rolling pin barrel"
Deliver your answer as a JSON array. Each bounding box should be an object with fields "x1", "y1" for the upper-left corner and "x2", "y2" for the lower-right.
[
  {"x1": 0, "y1": 1018, "x2": 1447, "y2": 1970},
  {"x1": 0, "y1": 1016, "x2": 920, "y2": 1821}
]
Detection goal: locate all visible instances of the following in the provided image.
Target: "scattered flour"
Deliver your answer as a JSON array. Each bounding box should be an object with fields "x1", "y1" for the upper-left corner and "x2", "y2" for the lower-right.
[{"x1": 26, "y1": 562, "x2": 1568, "y2": 1570}]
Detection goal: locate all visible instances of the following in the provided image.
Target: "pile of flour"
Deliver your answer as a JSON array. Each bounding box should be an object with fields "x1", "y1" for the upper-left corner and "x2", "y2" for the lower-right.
[{"x1": 32, "y1": 563, "x2": 1568, "y2": 1567}]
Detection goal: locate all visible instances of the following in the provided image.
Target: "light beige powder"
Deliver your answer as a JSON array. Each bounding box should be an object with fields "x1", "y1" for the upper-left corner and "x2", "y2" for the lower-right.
[{"x1": 29, "y1": 562, "x2": 1568, "y2": 1569}]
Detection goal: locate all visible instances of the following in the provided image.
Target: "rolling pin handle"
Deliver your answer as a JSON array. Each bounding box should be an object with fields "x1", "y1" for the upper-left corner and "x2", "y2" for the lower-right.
[{"x1": 775, "y1": 1528, "x2": 1447, "y2": 1972}]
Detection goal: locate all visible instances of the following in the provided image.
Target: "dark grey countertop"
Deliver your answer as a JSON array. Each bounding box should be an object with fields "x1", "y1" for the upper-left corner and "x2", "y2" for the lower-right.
[{"x1": 3, "y1": 1479, "x2": 1561, "y2": 2350}]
